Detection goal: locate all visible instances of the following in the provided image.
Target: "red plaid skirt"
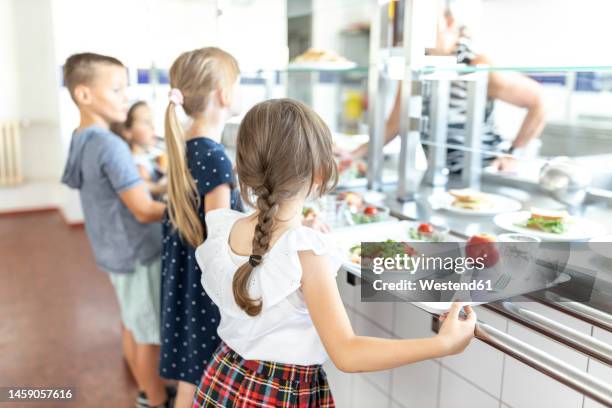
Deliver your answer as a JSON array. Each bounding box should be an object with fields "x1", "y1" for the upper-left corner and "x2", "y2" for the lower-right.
[{"x1": 193, "y1": 342, "x2": 334, "y2": 408}]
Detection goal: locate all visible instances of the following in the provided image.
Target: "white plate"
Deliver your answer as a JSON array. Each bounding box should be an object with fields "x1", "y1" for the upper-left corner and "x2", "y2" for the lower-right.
[
  {"x1": 589, "y1": 235, "x2": 612, "y2": 259},
  {"x1": 362, "y1": 190, "x2": 386, "y2": 205},
  {"x1": 494, "y1": 211, "x2": 607, "y2": 242},
  {"x1": 428, "y1": 191, "x2": 522, "y2": 216},
  {"x1": 337, "y1": 168, "x2": 397, "y2": 189}
]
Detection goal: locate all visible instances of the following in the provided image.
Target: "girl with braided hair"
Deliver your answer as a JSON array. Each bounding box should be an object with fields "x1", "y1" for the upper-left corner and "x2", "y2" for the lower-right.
[
  {"x1": 193, "y1": 99, "x2": 476, "y2": 408},
  {"x1": 160, "y1": 47, "x2": 243, "y2": 408}
]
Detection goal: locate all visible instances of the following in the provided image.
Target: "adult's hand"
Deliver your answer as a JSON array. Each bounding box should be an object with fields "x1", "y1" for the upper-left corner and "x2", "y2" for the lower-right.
[{"x1": 490, "y1": 155, "x2": 518, "y2": 173}]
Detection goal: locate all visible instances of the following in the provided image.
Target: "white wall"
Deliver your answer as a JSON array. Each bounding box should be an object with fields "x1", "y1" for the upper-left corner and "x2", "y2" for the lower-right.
[
  {"x1": 0, "y1": 0, "x2": 19, "y2": 120},
  {"x1": 0, "y1": 0, "x2": 287, "y2": 192},
  {"x1": 51, "y1": 0, "x2": 221, "y2": 157},
  {"x1": 448, "y1": 0, "x2": 612, "y2": 140},
  {"x1": 51, "y1": 0, "x2": 219, "y2": 68},
  {"x1": 479, "y1": 0, "x2": 612, "y2": 67},
  {"x1": 312, "y1": 0, "x2": 370, "y2": 54},
  {"x1": 218, "y1": 0, "x2": 288, "y2": 71},
  {"x1": 11, "y1": 0, "x2": 64, "y2": 182}
]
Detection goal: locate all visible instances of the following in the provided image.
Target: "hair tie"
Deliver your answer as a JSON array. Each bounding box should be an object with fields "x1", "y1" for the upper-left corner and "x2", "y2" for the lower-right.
[
  {"x1": 168, "y1": 88, "x2": 184, "y2": 106},
  {"x1": 248, "y1": 254, "x2": 262, "y2": 268}
]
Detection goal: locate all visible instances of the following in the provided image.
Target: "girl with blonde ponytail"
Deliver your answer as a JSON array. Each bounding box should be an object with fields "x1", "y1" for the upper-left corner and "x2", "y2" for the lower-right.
[
  {"x1": 159, "y1": 47, "x2": 243, "y2": 408},
  {"x1": 193, "y1": 99, "x2": 477, "y2": 408}
]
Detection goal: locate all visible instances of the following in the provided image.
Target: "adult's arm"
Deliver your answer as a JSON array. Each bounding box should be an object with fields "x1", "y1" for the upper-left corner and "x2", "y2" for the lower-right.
[{"x1": 474, "y1": 55, "x2": 546, "y2": 149}]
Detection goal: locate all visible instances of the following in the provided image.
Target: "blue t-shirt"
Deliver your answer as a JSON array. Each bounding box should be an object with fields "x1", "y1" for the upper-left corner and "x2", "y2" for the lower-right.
[{"x1": 61, "y1": 125, "x2": 162, "y2": 274}]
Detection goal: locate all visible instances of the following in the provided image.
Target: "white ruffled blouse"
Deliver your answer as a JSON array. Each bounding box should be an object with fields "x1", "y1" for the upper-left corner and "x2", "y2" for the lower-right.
[{"x1": 195, "y1": 208, "x2": 343, "y2": 365}]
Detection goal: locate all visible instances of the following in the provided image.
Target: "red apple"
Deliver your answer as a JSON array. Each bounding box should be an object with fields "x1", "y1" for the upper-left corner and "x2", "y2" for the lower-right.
[{"x1": 466, "y1": 233, "x2": 499, "y2": 268}]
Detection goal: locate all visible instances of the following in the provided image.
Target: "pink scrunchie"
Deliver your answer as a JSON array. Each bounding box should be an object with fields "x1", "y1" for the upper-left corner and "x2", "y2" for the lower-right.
[{"x1": 168, "y1": 88, "x2": 184, "y2": 106}]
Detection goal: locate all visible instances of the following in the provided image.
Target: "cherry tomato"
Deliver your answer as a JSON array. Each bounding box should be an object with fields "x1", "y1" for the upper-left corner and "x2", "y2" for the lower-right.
[
  {"x1": 364, "y1": 206, "x2": 378, "y2": 216},
  {"x1": 418, "y1": 223, "x2": 434, "y2": 234}
]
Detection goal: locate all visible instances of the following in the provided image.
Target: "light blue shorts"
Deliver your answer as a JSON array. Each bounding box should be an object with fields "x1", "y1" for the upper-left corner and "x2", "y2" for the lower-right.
[{"x1": 108, "y1": 257, "x2": 161, "y2": 344}]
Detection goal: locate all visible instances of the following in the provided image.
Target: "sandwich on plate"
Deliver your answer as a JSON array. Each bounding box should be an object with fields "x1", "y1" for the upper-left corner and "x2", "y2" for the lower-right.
[
  {"x1": 525, "y1": 208, "x2": 569, "y2": 234},
  {"x1": 448, "y1": 189, "x2": 493, "y2": 210}
]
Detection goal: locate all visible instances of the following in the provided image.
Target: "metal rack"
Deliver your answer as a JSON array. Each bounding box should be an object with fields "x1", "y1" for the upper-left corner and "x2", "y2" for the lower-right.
[{"x1": 366, "y1": 0, "x2": 489, "y2": 198}]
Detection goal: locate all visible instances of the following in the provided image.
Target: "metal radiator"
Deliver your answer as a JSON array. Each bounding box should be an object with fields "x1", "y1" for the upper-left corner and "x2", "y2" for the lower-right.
[{"x1": 0, "y1": 120, "x2": 23, "y2": 186}]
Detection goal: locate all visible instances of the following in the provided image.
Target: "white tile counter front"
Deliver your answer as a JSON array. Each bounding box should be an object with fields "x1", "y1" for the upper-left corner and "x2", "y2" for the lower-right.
[
  {"x1": 440, "y1": 306, "x2": 508, "y2": 398},
  {"x1": 329, "y1": 269, "x2": 607, "y2": 408},
  {"x1": 584, "y1": 328, "x2": 612, "y2": 408}
]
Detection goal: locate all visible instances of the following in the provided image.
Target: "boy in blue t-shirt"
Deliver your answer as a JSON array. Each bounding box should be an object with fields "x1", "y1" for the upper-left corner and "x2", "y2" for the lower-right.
[{"x1": 61, "y1": 53, "x2": 171, "y2": 408}]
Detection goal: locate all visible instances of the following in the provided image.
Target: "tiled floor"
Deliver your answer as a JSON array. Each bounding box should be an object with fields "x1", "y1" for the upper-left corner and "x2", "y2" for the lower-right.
[{"x1": 0, "y1": 211, "x2": 137, "y2": 407}]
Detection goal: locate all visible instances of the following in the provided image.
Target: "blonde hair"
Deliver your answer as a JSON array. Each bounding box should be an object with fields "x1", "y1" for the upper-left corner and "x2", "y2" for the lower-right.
[
  {"x1": 165, "y1": 47, "x2": 240, "y2": 248},
  {"x1": 233, "y1": 99, "x2": 338, "y2": 316}
]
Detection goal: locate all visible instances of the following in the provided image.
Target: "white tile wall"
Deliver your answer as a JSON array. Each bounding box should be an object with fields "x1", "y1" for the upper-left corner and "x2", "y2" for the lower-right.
[
  {"x1": 351, "y1": 312, "x2": 394, "y2": 392},
  {"x1": 500, "y1": 321, "x2": 587, "y2": 408},
  {"x1": 498, "y1": 301, "x2": 594, "y2": 408},
  {"x1": 323, "y1": 308, "x2": 355, "y2": 408},
  {"x1": 390, "y1": 359, "x2": 440, "y2": 408},
  {"x1": 439, "y1": 367, "x2": 499, "y2": 408},
  {"x1": 583, "y1": 397, "x2": 607, "y2": 408},
  {"x1": 393, "y1": 302, "x2": 436, "y2": 339},
  {"x1": 323, "y1": 361, "x2": 353, "y2": 408},
  {"x1": 352, "y1": 296, "x2": 395, "y2": 333},
  {"x1": 352, "y1": 375, "x2": 390, "y2": 408},
  {"x1": 441, "y1": 306, "x2": 507, "y2": 398},
  {"x1": 583, "y1": 328, "x2": 612, "y2": 408}
]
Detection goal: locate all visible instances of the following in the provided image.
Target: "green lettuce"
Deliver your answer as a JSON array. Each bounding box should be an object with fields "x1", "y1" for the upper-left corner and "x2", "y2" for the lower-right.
[{"x1": 526, "y1": 217, "x2": 566, "y2": 234}]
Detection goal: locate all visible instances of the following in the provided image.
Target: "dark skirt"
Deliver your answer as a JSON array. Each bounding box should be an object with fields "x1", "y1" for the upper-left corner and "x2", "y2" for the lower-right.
[{"x1": 193, "y1": 343, "x2": 334, "y2": 408}]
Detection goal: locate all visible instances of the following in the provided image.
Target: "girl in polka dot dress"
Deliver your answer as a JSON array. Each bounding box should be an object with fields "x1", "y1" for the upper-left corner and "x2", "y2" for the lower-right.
[{"x1": 160, "y1": 47, "x2": 243, "y2": 408}]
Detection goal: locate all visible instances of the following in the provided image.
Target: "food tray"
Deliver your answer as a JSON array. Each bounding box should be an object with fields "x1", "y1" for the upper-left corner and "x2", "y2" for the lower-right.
[{"x1": 329, "y1": 221, "x2": 573, "y2": 314}]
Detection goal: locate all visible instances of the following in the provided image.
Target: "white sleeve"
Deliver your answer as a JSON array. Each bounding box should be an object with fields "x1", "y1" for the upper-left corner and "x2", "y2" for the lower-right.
[{"x1": 256, "y1": 227, "x2": 343, "y2": 310}]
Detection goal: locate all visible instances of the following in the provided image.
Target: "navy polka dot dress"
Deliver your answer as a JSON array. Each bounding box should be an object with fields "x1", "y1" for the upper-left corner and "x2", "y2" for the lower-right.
[{"x1": 160, "y1": 137, "x2": 242, "y2": 384}]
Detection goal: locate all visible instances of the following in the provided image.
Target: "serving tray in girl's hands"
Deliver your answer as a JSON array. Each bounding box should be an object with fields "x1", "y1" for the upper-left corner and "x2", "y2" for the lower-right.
[{"x1": 328, "y1": 221, "x2": 571, "y2": 315}]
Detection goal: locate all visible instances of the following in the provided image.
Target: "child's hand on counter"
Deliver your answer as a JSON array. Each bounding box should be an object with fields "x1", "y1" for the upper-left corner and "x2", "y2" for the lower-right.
[{"x1": 436, "y1": 302, "x2": 477, "y2": 356}]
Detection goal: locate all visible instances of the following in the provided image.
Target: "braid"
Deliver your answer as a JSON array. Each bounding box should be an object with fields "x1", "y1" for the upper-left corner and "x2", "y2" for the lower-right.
[
  {"x1": 232, "y1": 183, "x2": 278, "y2": 316},
  {"x1": 231, "y1": 98, "x2": 338, "y2": 317},
  {"x1": 252, "y1": 185, "x2": 278, "y2": 254}
]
